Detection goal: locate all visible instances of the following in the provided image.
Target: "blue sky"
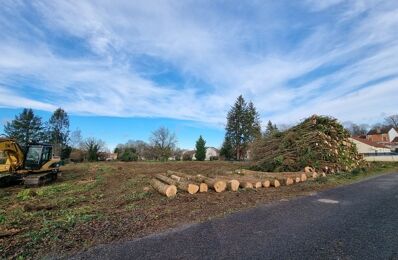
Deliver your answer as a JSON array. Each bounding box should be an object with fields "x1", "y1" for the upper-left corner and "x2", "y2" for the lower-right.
[{"x1": 1, "y1": 0, "x2": 398, "y2": 150}]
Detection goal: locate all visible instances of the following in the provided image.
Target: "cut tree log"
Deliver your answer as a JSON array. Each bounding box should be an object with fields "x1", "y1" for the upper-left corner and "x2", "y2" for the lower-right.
[
  {"x1": 170, "y1": 174, "x2": 182, "y2": 181},
  {"x1": 150, "y1": 179, "x2": 177, "y2": 198},
  {"x1": 271, "y1": 179, "x2": 280, "y2": 188},
  {"x1": 252, "y1": 181, "x2": 262, "y2": 189},
  {"x1": 300, "y1": 173, "x2": 307, "y2": 182},
  {"x1": 166, "y1": 170, "x2": 207, "y2": 193},
  {"x1": 275, "y1": 176, "x2": 294, "y2": 186},
  {"x1": 227, "y1": 180, "x2": 240, "y2": 191},
  {"x1": 304, "y1": 166, "x2": 315, "y2": 173},
  {"x1": 196, "y1": 175, "x2": 226, "y2": 193},
  {"x1": 199, "y1": 183, "x2": 208, "y2": 192},
  {"x1": 240, "y1": 181, "x2": 253, "y2": 189},
  {"x1": 155, "y1": 174, "x2": 199, "y2": 194},
  {"x1": 262, "y1": 180, "x2": 271, "y2": 188}
]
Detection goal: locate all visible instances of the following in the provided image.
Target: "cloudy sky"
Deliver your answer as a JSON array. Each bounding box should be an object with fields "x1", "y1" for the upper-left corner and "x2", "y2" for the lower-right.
[{"x1": 0, "y1": 0, "x2": 397, "y2": 149}]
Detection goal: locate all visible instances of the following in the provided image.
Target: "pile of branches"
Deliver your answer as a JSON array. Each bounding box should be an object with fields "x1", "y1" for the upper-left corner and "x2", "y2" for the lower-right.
[{"x1": 252, "y1": 115, "x2": 364, "y2": 173}]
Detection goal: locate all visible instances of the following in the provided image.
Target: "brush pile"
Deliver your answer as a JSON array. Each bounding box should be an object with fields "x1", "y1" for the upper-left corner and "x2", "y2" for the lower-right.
[{"x1": 252, "y1": 115, "x2": 364, "y2": 173}]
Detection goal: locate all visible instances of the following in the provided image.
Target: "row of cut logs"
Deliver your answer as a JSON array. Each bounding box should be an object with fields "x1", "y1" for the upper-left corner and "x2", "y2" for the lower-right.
[{"x1": 150, "y1": 167, "x2": 321, "y2": 198}]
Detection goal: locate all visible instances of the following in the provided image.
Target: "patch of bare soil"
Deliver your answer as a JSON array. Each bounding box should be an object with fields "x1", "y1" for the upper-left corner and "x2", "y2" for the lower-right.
[{"x1": 0, "y1": 161, "x2": 391, "y2": 259}]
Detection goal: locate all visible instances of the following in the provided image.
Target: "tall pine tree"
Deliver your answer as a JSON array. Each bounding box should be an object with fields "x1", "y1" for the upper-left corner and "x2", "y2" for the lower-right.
[
  {"x1": 264, "y1": 120, "x2": 278, "y2": 137},
  {"x1": 4, "y1": 108, "x2": 45, "y2": 148},
  {"x1": 223, "y1": 95, "x2": 261, "y2": 160},
  {"x1": 48, "y1": 108, "x2": 70, "y2": 157},
  {"x1": 195, "y1": 135, "x2": 206, "y2": 161},
  {"x1": 220, "y1": 136, "x2": 234, "y2": 160}
]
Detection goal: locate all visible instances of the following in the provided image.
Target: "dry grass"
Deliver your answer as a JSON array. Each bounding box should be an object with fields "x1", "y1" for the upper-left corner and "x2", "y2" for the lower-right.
[{"x1": 0, "y1": 161, "x2": 397, "y2": 259}]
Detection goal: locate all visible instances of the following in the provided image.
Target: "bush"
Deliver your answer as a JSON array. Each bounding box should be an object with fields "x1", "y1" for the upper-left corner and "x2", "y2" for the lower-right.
[
  {"x1": 210, "y1": 156, "x2": 219, "y2": 161},
  {"x1": 351, "y1": 167, "x2": 366, "y2": 176},
  {"x1": 182, "y1": 153, "x2": 192, "y2": 161},
  {"x1": 119, "y1": 151, "x2": 138, "y2": 162}
]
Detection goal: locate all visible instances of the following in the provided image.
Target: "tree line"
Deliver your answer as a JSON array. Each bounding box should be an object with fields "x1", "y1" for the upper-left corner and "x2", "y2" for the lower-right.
[
  {"x1": 344, "y1": 114, "x2": 398, "y2": 136},
  {"x1": 4, "y1": 103, "x2": 395, "y2": 163}
]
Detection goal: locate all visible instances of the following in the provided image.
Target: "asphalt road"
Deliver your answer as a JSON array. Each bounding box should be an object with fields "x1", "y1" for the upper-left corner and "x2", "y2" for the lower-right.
[{"x1": 72, "y1": 172, "x2": 398, "y2": 260}]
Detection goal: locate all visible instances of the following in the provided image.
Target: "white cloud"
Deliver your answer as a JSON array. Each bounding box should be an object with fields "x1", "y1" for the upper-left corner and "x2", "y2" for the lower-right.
[{"x1": 0, "y1": 0, "x2": 397, "y2": 127}]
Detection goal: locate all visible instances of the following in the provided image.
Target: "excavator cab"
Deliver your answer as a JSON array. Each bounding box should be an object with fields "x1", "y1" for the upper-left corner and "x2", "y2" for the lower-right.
[{"x1": 24, "y1": 144, "x2": 53, "y2": 170}]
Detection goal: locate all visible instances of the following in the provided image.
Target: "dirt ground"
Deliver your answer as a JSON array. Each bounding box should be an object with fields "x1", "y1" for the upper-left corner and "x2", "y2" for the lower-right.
[{"x1": 1, "y1": 161, "x2": 397, "y2": 259}]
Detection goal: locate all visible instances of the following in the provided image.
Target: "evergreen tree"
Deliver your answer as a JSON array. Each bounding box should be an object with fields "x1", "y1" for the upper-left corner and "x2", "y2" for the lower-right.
[
  {"x1": 245, "y1": 101, "x2": 262, "y2": 141},
  {"x1": 224, "y1": 95, "x2": 261, "y2": 160},
  {"x1": 4, "y1": 108, "x2": 45, "y2": 148},
  {"x1": 264, "y1": 120, "x2": 278, "y2": 137},
  {"x1": 220, "y1": 136, "x2": 234, "y2": 160},
  {"x1": 195, "y1": 135, "x2": 206, "y2": 161},
  {"x1": 48, "y1": 108, "x2": 70, "y2": 157}
]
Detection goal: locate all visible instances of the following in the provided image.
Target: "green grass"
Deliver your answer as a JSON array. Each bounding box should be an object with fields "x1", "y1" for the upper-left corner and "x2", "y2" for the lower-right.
[{"x1": 315, "y1": 162, "x2": 398, "y2": 185}]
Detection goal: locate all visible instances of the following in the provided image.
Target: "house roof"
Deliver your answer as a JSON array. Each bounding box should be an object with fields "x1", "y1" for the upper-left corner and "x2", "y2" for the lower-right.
[
  {"x1": 367, "y1": 126, "x2": 396, "y2": 135},
  {"x1": 206, "y1": 147, "x2": 219, "y2": 152},
  {"x1": 351, "y1": 136, "x2": 389, "y2": 148}
]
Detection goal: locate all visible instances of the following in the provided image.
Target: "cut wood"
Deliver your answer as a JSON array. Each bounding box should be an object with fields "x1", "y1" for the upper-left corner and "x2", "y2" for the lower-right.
[
  {"x1": 304, "y1": 166, "x2": 315, "y2": 173},
  {"x1": 275, "y1": 176, "x2": 294, "y2": 186},
  {"x1": 170, "y1": 174, "x2": 182, "y2": 181},
  {"x1": 300, "y1": 173, "x2": 307, "y2": 182},
  {"x1": 240, "y1": 181, "x2": 253, "y2": 189},
  {"x1": 262, "y1": 180, "x2": 271, "y2": 188},
  {"x1": 166, "y1": 170, "x2": 191, "y2": 179},
  {"x1": 227, "y1": 180, "x2": 240, "y2": 191},
  {"x1": 196, "y1": 175, "x2": 226, "y2": 193},
  {"x1": 155, "y1": 174, "x2": 199, "y2": 194},
  {"x1": 271, "y1": 179, "x2": 280, "y2": 188},
  {"x1": 199, "y1": 183, "x2": 208, "y2": 192},
  {"x1": 253, "y1": 181, "x2": 262, "y2": 189},
  {"x1": 150, "y1": 179, "x2": 177, "y2": 198}
]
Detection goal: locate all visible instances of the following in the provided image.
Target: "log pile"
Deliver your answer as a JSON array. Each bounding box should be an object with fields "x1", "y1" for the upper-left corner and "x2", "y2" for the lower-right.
[
  {"x1": 251, "y1": 115, "x2": 365, "y2": 173},
  {"x1": 149, "y1": 167, "x2": 321, "y2": 197}
]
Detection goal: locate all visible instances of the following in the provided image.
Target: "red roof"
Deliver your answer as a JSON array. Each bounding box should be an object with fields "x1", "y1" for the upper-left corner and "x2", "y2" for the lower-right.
[{"x1": 351, "y1": 136, "x2": 389, "y2": 148}]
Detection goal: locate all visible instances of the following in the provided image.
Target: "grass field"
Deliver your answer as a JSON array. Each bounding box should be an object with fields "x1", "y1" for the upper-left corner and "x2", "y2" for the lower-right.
[{"x1": 1, "y1": 161, "x2": 397, "y2": 259}]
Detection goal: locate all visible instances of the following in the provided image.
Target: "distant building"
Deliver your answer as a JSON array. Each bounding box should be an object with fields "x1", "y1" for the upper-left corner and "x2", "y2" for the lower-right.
[
  {"x1": 350, "y1": 137, "x2": 391, "y2": 155},
  {"x1": 106, "y1": 153, "x2": 118, "y2": 161},
  {"x1": 185, "y1": 147, "x2": 220, "y2": 161},
  {"x1": 366, "y1": 126, "x2": 398, "y2": 144},
  {"x1": 205, "y1": 147, "x2": 219, "y2": 160}
]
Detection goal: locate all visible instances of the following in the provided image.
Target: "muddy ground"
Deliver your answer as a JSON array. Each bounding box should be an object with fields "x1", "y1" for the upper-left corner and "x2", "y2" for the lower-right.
[{"x1": 1, "y1": 161, "x2": 397, "y2": 259}]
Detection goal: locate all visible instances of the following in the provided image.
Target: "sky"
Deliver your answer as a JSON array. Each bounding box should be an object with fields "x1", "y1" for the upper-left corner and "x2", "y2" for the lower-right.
[{"x1": 0, "y1": 0, "x2": 397, "y2": 150}]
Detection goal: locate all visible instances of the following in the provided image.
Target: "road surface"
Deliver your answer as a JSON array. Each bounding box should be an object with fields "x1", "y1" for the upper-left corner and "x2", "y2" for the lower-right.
[{"x1": 72, "y1": 172, "x2": 398, "y2": 259}]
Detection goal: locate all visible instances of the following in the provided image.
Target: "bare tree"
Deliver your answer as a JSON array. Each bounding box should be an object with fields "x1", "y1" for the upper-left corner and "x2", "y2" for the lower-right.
[
  {"x1": 150, "y1": 126, "x2": 177, "y2": 161},
  {"x1": 344, "y1": 121, "x2": 369, "y2": 136},
  {"x1": 385, "y1": 114, "x2": 398, "y2": 128},
  {"x1": 69, "y1": 129, "x2": 83, "y2": 149}
]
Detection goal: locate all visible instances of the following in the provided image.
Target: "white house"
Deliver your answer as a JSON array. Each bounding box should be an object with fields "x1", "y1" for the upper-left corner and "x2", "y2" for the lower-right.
[
  {"x1": 205, "y1": 147, "x2": 219, "y2": 160},
  {"x1": 191, "y1": 147, "x2": 220, "y2": 160},
  {"x1": 349, "y1": 137, "x2": 391, "y2": 154}
]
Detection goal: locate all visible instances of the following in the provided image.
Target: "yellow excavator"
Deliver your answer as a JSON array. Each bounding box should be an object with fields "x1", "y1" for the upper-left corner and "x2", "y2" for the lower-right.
[{"x1": 0, "y1": 137, "x2": 61, "y2": 187}]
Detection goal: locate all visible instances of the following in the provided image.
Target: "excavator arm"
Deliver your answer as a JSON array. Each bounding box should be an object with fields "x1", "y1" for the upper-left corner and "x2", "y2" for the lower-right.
[{"x1": 0, "y1": 138, "x2": 25, "y2": 173}]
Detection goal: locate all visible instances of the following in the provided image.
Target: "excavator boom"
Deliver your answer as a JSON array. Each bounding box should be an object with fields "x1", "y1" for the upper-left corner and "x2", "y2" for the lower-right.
[{"x1": 0, "y1": 138, "x2": 25, "y2": 173}]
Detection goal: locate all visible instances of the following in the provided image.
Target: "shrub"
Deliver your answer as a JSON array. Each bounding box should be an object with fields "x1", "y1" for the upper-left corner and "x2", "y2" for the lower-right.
[
  {"x1": 210, "y1": 156, "x2": 219, "y2": 161},
  {"x1": 182, "y1": 153, "x2": 192, "y2": 161},
  {"x1": 120, "y1": 151, "x2": 138, "y2": 162}
]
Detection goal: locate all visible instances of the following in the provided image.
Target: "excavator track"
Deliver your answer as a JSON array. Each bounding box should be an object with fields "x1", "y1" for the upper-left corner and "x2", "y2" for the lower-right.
[
  {"x1": 23, "y1": 171, "x2": 58, "y2": 187},
  {"x1": 0, "y1": 174, "x2": 21, "y2": 187}
]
